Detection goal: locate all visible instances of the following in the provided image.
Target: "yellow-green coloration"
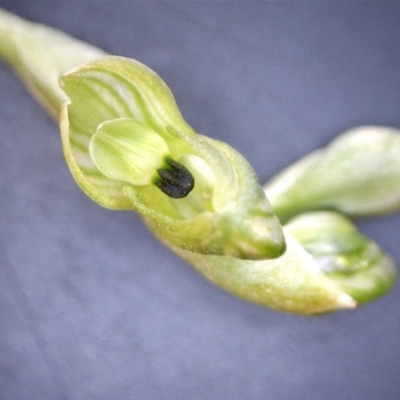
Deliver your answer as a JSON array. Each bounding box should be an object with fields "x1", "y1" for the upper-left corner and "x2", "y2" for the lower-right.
[
  {"x1": 173, "y1": 234, "x2": 357, "y2": 314},
  {"x1": 59, "y1": 56, "x2": 286, "y2": 260},
  {"x1": 0, "y1": 7, "x2": 105, "y2": 118},
  {"x1": 90, "y1": 118, "x2": 171, "y2": 186},
  {"x1": 285, "y1": 212, "x2": 396, "y2": 304},
  {"x1": 0, "y1": 7, "x2": 397, "y2": 314}
]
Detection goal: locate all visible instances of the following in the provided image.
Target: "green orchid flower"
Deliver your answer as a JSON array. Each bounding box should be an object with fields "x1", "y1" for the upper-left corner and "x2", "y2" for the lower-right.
[
  {"x1": 59, "y1": 55, "x2": 286, "y2": 260},
  {"x1": 0, "y1": 7, "x2": 397, "y2": 314}
]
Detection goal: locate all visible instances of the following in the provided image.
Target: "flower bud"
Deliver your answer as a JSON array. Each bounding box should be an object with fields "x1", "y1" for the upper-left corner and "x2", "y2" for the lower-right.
[
  {"x1": 285, "y1": 211, "x2": 397, "y2": 304},
  {"x1": 265, "y1": 126, "x2": 400, "y2": 222}
]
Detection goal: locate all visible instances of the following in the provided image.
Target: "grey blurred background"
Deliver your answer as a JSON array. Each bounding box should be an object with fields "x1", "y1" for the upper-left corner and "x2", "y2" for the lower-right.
[{"x1": 0, "y1": 2, "x2": 400, "y2": 400}]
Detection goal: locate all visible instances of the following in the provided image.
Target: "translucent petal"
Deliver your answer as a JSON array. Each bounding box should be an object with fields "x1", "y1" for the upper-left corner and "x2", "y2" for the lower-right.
[{"x1": 90, "y1": 118, "x2": 169, "y2": 186}]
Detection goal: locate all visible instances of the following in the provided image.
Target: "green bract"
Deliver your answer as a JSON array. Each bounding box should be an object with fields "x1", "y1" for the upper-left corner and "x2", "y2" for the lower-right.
[
  {"x1": 0, "y1": 7, "x2": 398, "y2": 314},
  {"x1": 173, "y1": 233, "x2": 357, "y2": 314}
]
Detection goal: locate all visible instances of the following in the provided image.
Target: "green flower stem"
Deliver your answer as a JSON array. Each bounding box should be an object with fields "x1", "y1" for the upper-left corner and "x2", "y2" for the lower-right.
[
  {"x1": 0, "y1": 8, "x2": 105, "y2": 118},
  {"x1": 0, "y1": 7, "x2": 397, "y2": 314}
]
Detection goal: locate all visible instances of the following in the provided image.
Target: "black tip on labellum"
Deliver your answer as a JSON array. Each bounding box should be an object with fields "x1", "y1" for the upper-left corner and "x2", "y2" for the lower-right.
[{"x1": 154, "y1": 157, "x2": 195, "y2": 198}]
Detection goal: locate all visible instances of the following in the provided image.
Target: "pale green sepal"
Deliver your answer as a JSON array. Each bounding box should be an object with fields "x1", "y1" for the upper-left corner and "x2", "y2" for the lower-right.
[
  {"x1": 58, "y1": 56, "x2": 195, "y2": 210},
  {"x1": 169, "y1": 233, "x2": 356, "y2": 314},
  {"x1": 264, "y1": 126, "x2": 400, "y2": 222},
  {"x1": 285, "y1": 212, "x2": 397, "y2": 304},
  {"x1": 90, "y1": 118, "x2": 169, "y2": 186},
  {"x1": 209, "y1": 137, "x2": 286, "y2": 259},
  {"x1": 0, "y1": 7, "x2": 106, "y2": 118},
  {"x1": 60, "y1": 56, "x2": 194, "y2": 139},
  {"x1": 60, "y1": 102, "x2": 134, "y2": 210}
]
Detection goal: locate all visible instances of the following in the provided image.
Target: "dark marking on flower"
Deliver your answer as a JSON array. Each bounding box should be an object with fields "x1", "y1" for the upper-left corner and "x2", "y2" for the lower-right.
[{"x1": 154, "y1": 157, "x2": 195, "y2": 198}]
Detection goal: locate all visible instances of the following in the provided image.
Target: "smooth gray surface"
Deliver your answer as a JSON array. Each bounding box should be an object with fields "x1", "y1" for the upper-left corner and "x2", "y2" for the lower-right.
[{"x1": 1, "y1": 2, "x2": 400, "y2": 400}]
